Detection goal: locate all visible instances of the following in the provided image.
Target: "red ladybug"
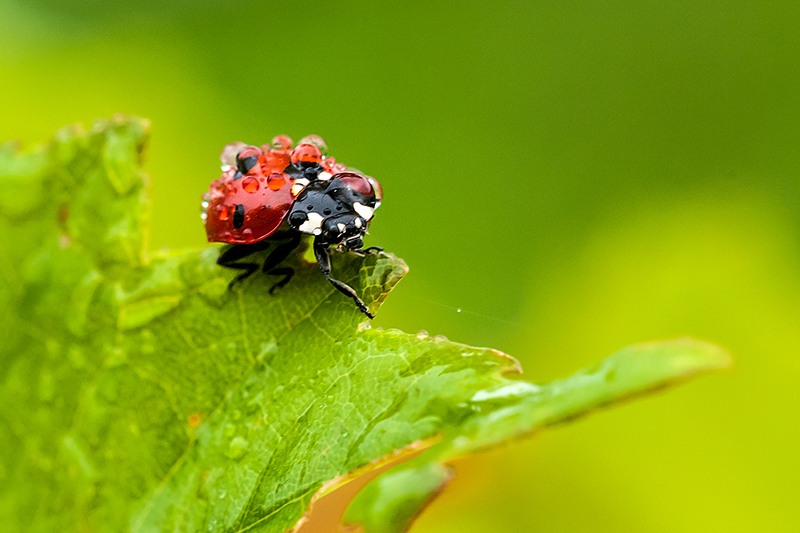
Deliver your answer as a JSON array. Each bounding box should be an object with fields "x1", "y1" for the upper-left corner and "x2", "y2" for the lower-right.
[{"x1": 202, "y1": 135, "x2": 383, "y2": 318}]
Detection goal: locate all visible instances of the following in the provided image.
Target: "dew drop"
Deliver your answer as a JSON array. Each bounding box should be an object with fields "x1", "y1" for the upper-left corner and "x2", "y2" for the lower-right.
[
  {"x1": 271, "y1": 134, "x2": 293, "y2": 151},
  {"x1": 297, "y1": 134, "x2": 328, "y2": 156},
  {"x1": 242, "y1": 176, "x2": 259, "y2": 193},
  {"x1": 291, "y1": 143, "x2": 322, "y2": 165},
  {"x1": 416, "y1": 330, "x2": 429, "y2": 339},
  {"x1": 267, "y1": 172, "x2": 286, "y2": 191},
  {"x1": 220, "y1": 142, "x2": 246, "y2": 167},
  {"x1": 227, "y1": 436, "x2": 249, "y2": 460},
  {"x1": 264, "y1": 150, "x2": 291, "y2": 172}
]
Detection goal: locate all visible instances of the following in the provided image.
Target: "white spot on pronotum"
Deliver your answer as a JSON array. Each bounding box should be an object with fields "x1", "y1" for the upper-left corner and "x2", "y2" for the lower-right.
[
  {"x1": 337, "y1": 223, "x2": 346, "y2": 234},
  {"x1": 292, "y1": 177, "x2": 311, "y2": 196},
  {"x1": 318, "y1": 171, "x2": 333, "y2": 181},
  {"x1": 354, "y1": 218, "x2": 363, "y2": 229},
  {"x1": 298, "y1": 212, "x2": 324, "y2": 235},
  {"x1": 353, "y1": 202, "x2": 374, "y2": 221}
]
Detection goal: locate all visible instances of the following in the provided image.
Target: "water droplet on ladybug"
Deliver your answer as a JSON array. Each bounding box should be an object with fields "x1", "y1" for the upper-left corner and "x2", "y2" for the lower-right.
[
  {"x1": 263, "y1": 150, "x2": 290, "y2": 173},
  {"x1": 297, "y1": 134, "x2": 328, "y2": 156},
  {"x1": 323, "y1": 156, "x2": 346, "y2": 174},
  {"x1": 220, "y1": 142, "x2": 246, "y2": 168},
  {"x1": 267, "y1": 172, "x2": 286, "y2": 191},
  {"x1": 242, "y1": 177, "x2": 259, "y2": 193},
  {"x1": 217, "y1": 205, "x2": 230, "y2": 221},
  {"x1": 271, "y1": 135, "x2": 293, "y2": 151},
  {"x1": 367, "y1": 176, "x2": 383, "y2": 201},
  {"x1": 291, "y1": 143, "x2": 323, "y2": 165}
]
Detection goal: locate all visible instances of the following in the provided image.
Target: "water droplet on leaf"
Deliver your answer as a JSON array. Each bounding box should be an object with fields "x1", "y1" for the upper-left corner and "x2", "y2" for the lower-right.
[{"x1": 227, "y1": 436, "x2": 249, "y2": 460}]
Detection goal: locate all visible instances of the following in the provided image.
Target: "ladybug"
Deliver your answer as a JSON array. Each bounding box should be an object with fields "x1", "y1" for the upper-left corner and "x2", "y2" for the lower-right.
[{"x1": 202, "y1": 135, "x2": 383, "y2": 318}]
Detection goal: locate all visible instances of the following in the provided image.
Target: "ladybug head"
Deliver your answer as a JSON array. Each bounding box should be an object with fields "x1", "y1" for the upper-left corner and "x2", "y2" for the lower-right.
[{"x1": 287, "y1": 173, "x2": 380, "y2": 249}]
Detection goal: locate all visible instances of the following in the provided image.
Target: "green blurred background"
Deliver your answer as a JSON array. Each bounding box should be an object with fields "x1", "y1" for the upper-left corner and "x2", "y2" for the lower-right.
[{"x1": 2, "y1": 1, "x2": 798, "y2": 531}]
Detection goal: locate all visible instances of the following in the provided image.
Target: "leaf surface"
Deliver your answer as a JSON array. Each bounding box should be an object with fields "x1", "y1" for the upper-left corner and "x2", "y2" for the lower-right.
[{"x1": 0, "y1": 118, "x2": 730, "y2": 532}]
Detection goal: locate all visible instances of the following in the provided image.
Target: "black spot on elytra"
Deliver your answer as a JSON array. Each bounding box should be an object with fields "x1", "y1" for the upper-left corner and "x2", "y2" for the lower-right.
[
  {"x1": 237, "y1": 155, "x2": 258, "y2": 174},
  {"x1": 233, "y1": 204, "x2": 245, "y2": 228}
]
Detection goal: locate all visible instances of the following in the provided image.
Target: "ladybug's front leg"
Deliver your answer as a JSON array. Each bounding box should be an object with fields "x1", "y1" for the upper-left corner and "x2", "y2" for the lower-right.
[
  {"x1": 313, "y1": 237, "x2": 374, "y2": 319},
  {"x1": 353, "y1": 246, "x2": 384, "y2": 256}
]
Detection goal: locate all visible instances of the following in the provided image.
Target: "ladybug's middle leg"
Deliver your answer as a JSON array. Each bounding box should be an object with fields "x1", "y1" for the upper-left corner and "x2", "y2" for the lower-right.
[
  {"x1": 217, "y1": 240, "x2": 271, "y2": 289},
  {"x1": 261, "y1": 231, "x2": 302, "y2": 295}
]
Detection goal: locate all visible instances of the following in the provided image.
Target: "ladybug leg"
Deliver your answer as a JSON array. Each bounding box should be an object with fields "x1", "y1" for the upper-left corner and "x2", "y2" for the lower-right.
[
  {"x1": 354, "y1": 246, "x2": 383, "y2": 256},
  {"x1": 217, "y1": 241, "x2": 271, "y2": 288},
  {"x1": 261, "y1": 231, "x2": 302, "y2": 295},
  {"x1": 313, "y1": 238, "x2": 374, "y2": 319}
]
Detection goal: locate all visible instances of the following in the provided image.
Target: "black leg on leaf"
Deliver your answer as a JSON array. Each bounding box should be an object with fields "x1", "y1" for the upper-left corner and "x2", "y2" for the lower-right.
[
  {"x1": 217, "y1": 232, "x2": 301, "y2": 293},
  {"x1": 217, "y1": 241, "x2": 270, "y2": 288},
  {"x1": 261, "y1": 231, "x2": 301, "y2": 294},
  {"x1": 266, "y1": 267, "x2": 294, "y2": 295},
  {"x1": 314, "y1": 237, "x2": 374, "y2": 319},
  {"x1": 354, "y1": 246, "x2": 383, "y2": 256}
]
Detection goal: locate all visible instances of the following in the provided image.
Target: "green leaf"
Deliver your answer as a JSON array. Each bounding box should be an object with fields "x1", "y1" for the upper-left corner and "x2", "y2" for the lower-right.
[
  {"x1": 0, "y1": 118, "x2": 730, "y2": 532},
  {"x1": 344, "y1": 339, "x2": 730, "y2": 533}
]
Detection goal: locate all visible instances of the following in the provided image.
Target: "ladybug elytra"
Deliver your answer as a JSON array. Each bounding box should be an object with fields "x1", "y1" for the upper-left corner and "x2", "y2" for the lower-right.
[{"x1": 202, "y1": 135, "x2": 383, "y2": 318}]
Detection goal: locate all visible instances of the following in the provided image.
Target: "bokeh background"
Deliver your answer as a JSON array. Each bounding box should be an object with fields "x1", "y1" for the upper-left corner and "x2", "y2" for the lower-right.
[{"x1": 2, "y1": 1, "x2": 798, "y2": 531}]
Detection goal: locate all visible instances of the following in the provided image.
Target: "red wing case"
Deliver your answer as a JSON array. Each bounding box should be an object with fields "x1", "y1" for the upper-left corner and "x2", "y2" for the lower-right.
[{"x1": 203, "y1": 146, "x2": 295, "y2": 244}]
